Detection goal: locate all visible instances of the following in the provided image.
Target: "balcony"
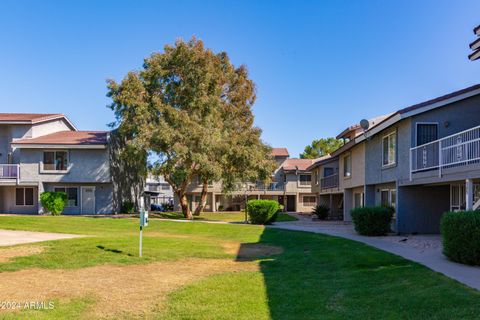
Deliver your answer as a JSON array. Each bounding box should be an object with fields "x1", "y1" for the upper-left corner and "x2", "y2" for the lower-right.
[
  {"x1": 0, "y1": 164, "x2": 19, "y2": 182},
  {"x1": 256, "y1": 182, "x2": 285, "y2": 191},
  {"x1": 321, "y1": 173, "x2": 339, "y2": 190},
  {"x1": 410, "y1": 125, "x2": 480, "y2": 179}
]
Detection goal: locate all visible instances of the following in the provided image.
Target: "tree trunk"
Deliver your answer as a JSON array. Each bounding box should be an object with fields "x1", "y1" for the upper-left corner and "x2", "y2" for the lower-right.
[
  {"x1": 193, "y1": 179, "x2": 209, "y2": 216},
  {"x1": 179, "y1": 193, "x2": 193, "y2": 220}
]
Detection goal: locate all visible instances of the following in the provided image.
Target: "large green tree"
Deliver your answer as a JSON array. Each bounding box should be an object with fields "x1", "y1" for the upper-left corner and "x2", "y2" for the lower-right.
[
  {"x1": 108, "y1": 38, "x2": 276, "y2": 219},
  {"x1": 300, "y1": 137, "x2": 344, "y2": 159}
]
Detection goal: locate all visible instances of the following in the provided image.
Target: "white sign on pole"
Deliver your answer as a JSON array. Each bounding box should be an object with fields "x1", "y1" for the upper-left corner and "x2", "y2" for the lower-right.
[{"x1": 139, "y1": 196, "x2": 149, "y2": 257}]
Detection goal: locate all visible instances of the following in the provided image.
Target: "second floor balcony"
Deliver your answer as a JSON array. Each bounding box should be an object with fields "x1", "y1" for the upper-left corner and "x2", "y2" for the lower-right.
[
  {"x1": 0, "y1": 164, "x2": 19, "y2": 182},
  {"x1": 321, "y1": 173, "x2": 339, "y2": 190},
  {"x1": 256, "y1": 182, "x2": 285, "y2": 191},
  {"x1": 410, "y1": 124, "x2": 480, "y2": 179}
]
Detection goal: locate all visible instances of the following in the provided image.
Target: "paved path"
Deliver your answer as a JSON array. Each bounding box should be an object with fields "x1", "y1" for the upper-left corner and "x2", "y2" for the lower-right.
[
  {"x1": 271, "y1": 214, "x2": 480, "y2": 291},
  {"x1": 0, "y1": 229, "x2": 83, "y2": 246}
]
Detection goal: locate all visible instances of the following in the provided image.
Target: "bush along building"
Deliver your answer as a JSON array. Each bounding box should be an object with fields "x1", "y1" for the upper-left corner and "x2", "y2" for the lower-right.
[
  {"x1": 0, "y1": 113, "x2": 143, "y2": 214},
  {"x1": 175, "y1": 148, "x2": 319, "y2": 213},
  {"x1": 309, "y1": 84, "x2": 480, "y2": 234}
]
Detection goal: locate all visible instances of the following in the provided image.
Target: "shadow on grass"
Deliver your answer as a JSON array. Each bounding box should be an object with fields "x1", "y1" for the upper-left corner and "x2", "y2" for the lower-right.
[
  {"x1": 96, "y1": 245, "x2": 134, "y2": 256},
  {"x1": 232, "y1": 226, "x2": 480, "y2": 319}
]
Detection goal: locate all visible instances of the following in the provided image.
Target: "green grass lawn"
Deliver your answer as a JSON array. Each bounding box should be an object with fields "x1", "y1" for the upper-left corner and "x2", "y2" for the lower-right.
[
  {"x1": 0, "y1": 215, "x2": 480, "y2": 319},
  {"x1": 151, "y1": 211, "x2": 299, "y2": 222}
]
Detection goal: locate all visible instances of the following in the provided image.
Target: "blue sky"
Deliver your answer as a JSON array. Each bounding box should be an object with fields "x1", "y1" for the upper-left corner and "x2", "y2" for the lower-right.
[{"x1": 1, "y1": 1, "x2": 479, "y2": 157}]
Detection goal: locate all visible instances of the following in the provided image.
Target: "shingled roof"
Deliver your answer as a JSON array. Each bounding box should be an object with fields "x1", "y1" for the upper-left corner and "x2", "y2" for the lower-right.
[
  {"x1": 271, "y1": 147, "x2": 289, "y2": 157},
  {"x1": 13, "y1": 131, "x2": 108, "y2": 146}
]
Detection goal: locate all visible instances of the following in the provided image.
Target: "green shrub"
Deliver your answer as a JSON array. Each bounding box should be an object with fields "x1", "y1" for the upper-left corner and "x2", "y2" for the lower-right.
[
  {"x1": 441, "y1": 211, "x2": 480, "y2": 265},
  {"x1": 121, "y1": 201, "x2": 135, "y2": 214},
  {"x1": 312, "y1": 204, "x2": 329, "y2": 220},
  {"x1": 247, "y1": 200, "x2": 280, "y2": 225},
  {"x1": 40, "y1": 192, "x2": 67, "y2": 216},
  {"x1": 350, "y1": 206, "x2": 393, "y2": 236}
]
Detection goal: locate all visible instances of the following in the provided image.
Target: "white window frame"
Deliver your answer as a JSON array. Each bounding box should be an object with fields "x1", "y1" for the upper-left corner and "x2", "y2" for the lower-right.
[
  {"x1": 41, "y1": 150, "x2": 70, "y2": 173},
  {"x1": 343, "y1": 153, "x2": 352, "y2": 178},
  {"x1": 415, "y1": 122, "x2": 439, "y2": 147},
  {"x1": 54, "y1": 186, "x2": 79, "y2": 208},
  {"x1": 382, "y1": 132, "x2": 397, "y2": 167},
  {"x1": 354, "y1": 192, "x2": 364, "y2": 208},
  {"x1": 15, "y1": 187, "x2": 35, "y2": 207},
  {"x1": 380, "y1": 189, "x2": 396, "y2": 207}
]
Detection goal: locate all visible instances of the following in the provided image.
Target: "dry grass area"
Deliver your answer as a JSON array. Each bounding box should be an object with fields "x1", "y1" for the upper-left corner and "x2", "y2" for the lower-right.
[
  {"x1": 0, "y1": 233, "x2": 285, "y2": 319},
  {"x1": 222, "y1": 242, "x2": 284, "y2": 261},
  {"x1": 0, "y1": 258, "x2": 258, "y2": 319},
  {"x1": 0, "y1": 245, "x2": 44, "y2": 263}
]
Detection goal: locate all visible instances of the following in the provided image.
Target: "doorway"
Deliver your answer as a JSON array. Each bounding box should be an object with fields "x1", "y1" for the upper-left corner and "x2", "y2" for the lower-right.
[
  {"x1": 81, "y1": 186, "x2": 96, "y2": 214},
  {"x1": 286, "y1": 195, "x2": 296, "y2": 212}
]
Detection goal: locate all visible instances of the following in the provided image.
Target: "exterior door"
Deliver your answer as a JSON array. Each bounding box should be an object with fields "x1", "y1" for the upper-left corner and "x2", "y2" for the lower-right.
[
  {"x1": 286, "y1": 195, "x2": 296, "y2": 212},
  {"x1": 81, "y1": 187, "x2": 95, "y2": 214}
]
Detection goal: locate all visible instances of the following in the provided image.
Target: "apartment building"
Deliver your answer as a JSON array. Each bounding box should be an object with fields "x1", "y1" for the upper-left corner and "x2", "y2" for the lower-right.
[
  {"x1": 309, "y1": 115, "x2": 390, "y2": 220},
  {"x1": 145, "y1": 174, "x2": 174, "y2": 205},
  {"x1": 310, "y1": 84, "x2": 480, "y2": 234},
  {"x1": 360, "y1": 84, "x2": 480, "y2": 233},
  {"x1": 0, "y1": 113, "x2": 113, "y2": 214},
  {"x1": 177, "y1": 148, "x2": 318, "y2": 213}
]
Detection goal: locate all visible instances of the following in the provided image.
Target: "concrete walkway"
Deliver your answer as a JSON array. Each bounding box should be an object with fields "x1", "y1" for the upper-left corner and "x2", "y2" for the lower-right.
[
  {"x1": 0, "y1": 229, "x2": 83, "y2": 246},
  {"x1": 272, "y1": 214, "x2": 480, "y2": 291}
]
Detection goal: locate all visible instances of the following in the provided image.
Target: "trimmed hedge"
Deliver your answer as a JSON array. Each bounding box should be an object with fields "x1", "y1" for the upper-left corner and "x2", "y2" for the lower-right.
[
  {"x1": 247, "y1": 200, "x2": 280, "y2": 225},
  {"x1": 40, "y1": 192, "x2": 67, "y2": 216},
  {"x1": 441, "y1": 211, "x2": 480, "y2": 265},
  {"x1": 351, "y1": 206, "x2": 393, "y2": 236},
  {"x1": 312, "y1": 204, "x2": 329, "y2": 220}
]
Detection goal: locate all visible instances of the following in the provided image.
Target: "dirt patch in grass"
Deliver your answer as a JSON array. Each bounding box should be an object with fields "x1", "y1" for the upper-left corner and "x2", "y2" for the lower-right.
[
  {"x1": 222, "y1": 242, "x2": 283, "y2": 261},
  {"x1": 0, "y1": 245, "x2": 44, "y2": 263},
  {"x1": 0, "y1": 258, "x2": 258, "y2": 319}
]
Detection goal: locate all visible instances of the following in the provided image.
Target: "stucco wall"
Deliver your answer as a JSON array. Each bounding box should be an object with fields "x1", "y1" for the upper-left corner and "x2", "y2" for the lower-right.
[
  {"x1": 410, "y1": 94, "x2": 480, "y2": 147},
  {"x1": 0, "y1": 186, "x2": 39, "y2": 214},
  {"x1": 339, "y1": 142, "x2": 365, "y2": 189},
  {"x1": 31, "y1": 119, "x2": 72, "y2": 138},
  {"x1": 18, "y1": 148, "x2": 111, "y2": 183},
  {"x1": 365, "y1": 118, "x2": 411, "y2": 185},
  {"x1": 44, "y1": 183, "x2": 113, "y2": 214}
]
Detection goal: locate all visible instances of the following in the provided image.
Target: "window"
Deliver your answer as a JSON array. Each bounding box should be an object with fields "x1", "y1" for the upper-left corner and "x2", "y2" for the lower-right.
[
  {"x1": 354, "y1": 193, "x2": 364, "y2": 208},
  {"x1": 416, "y1": 123, "x2": 438, "y2": 146},
  {"x1": 313, "y1": 170, "x2": 319, "y2": 185},
  {"x1": 54, "y1": 187, "x2": 78, "y2": 207},
  {"x1": 299, "y1": 174, "x2": 311, "y2": 186},
  {"x1": 160, "y1": 183, "x2": 170, "y2": 190},
  {"x1": 324, "y1": 167, "x2": 334, "y2": 177},
  {"x1": 451, "y1": 184, "x2": 466, "y2": 211},
  {"x1": 343, "y1": 154, "x2": 351, "y2": 177},
  {"x1": 43, "y1": 151, "x2": 68, "y2": 171},
  {"x1": 382, "y1": 132, "x2": 396, "y2": 166},
  {"x1": 303, "y1": 196, "x2": 317, "y2": 206},
  {"x1": 16, "y1": 187, "x2": 34, "y2": 206},
  {"x1": 380, "y1": 190, "x2": 390, "y2": 206},
  {"x1": 380, "y1": 189, "x2": 396, "y2": 208},
  {"x1": 390, "y1": 190, "x2": 397, "y2": 209}
]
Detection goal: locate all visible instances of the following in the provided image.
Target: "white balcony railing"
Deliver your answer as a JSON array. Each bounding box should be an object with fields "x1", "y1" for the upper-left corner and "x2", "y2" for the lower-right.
[
  {"x1": 410, "y1": 125, "x2": 480, "y2": 179},
  {"x1": 0, "y1": 164, "x2": 19, "y2": 182},
  {"x1": 321, "y1": 173, "x2": 339, "y2": 190}
]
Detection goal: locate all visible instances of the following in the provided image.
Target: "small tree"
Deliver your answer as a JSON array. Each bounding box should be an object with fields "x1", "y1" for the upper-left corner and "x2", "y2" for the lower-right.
[{"x1": 40, "y1": 192, "x2": 67, "y2": 216}]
